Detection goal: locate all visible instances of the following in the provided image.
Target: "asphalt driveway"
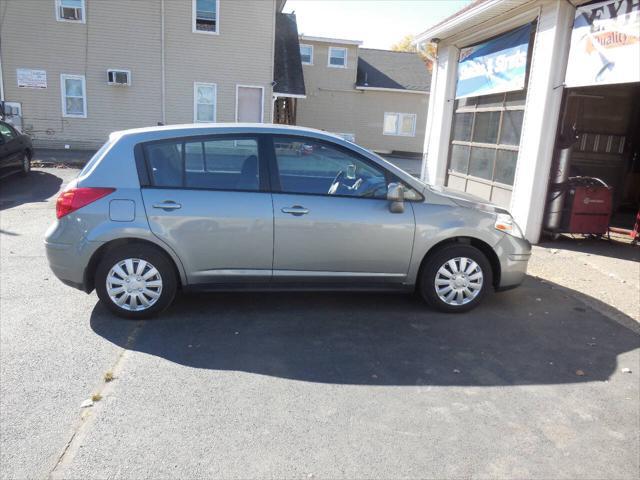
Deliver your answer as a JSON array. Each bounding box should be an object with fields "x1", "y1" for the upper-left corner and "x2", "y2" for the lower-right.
[{"x1": 1, "y1": 169, "x2": 638, "y2": 479}]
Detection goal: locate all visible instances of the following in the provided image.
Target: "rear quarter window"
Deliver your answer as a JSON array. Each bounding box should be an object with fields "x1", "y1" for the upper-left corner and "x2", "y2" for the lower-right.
[{"x1": 79, "y1": 140, "x2": 113, "y2": 177}]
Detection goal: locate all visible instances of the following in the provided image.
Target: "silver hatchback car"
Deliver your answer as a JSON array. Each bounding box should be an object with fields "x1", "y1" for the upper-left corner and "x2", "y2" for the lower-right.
[{"x1": 45, "y1": 124, "x2": 531, "y2": 319}]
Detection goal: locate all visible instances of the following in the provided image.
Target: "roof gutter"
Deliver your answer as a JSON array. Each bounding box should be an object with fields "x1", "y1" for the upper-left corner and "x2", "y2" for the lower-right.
[
  {"x1": 355, "y1": 86, "x2": 428, "y2": 95},
  {"x1": 414, "y1": 0, "x2": 504, "y2": 43}
]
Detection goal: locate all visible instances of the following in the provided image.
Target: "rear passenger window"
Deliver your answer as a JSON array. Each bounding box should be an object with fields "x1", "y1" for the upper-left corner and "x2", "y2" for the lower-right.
[{"x1": 143, "y1": 137, "x2": 260, "y2": 191}]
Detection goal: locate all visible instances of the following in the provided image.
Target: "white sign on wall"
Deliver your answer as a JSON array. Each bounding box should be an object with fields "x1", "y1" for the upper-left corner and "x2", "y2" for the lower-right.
[
  {"x1": 565, "y1": 0, "x2": 640, "y2": 87},
  {"x1": 17, "y1": 68, "x2": 47, "y2": 89}
]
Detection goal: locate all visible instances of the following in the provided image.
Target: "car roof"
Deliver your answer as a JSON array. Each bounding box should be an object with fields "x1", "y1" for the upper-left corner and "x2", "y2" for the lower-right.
[{"x1": 109, "y1": 123, "x2": 347, "y2": 143}]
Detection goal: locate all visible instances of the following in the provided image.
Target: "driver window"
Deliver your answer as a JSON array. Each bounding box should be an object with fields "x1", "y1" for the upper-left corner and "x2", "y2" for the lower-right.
[
  {"x1": 273, "y1": 137, "x2": 388, "y2": 199},
  {"x1": 0, "y1": 122, "x2": 16, "y2": 142}
]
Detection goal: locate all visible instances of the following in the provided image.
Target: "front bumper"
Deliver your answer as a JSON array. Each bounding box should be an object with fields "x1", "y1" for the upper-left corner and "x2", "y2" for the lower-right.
[{"x1": 494, "y1": 234, "x2": 531, "y2": 290}]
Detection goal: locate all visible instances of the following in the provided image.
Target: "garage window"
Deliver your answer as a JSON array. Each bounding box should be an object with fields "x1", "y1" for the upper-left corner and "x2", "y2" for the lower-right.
[{"x1": 447, "y1": 90, "x2": 526, "y2": 190}]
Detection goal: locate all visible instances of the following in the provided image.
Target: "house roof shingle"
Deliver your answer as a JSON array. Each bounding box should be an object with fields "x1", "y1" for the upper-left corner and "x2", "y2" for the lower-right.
[
  {"x1": 356, "y1": 48, "x2": 431, "y2": 92},
  {"x1": 273, "y1": 13, "x2": 306, "y2": 96}
]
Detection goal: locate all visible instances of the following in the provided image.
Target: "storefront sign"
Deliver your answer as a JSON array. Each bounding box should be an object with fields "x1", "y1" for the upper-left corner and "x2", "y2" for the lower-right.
[
  {"x1": 565, "y1": 0, "x2": 640, "y2": 87},
  {"x1": 455, "y1": 24, "x2": 531, "y2": 99},
  {"x1": 17, "y1": 68, "x2": 47, "y2": 89}
]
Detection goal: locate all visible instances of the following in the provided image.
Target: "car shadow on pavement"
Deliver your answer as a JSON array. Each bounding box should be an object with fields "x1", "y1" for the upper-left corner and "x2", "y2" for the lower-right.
[
  {"x1": 90, "y1": 276, "x2": 640, "y2": 386},
  {"x1": 0, "y1": 170, "x2": 63, "y2": 211},
  {"x1": 538, "y1": 235, "x2": 640, "y2": 262}
]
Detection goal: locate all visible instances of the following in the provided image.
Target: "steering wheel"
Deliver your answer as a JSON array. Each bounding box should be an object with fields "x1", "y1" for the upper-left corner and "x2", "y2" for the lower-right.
[{"x1": 328, "y1": 170, "x2": 345, "y2": 195}]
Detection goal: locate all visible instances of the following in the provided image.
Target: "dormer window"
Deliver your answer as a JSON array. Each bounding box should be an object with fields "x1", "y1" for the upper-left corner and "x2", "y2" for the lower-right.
[
  {"x1": 193, "y1": 0, "x2": 219, "y2": 34},
  {"x1": 328, "y1": 47, "x2": 347, "y2": 68}
]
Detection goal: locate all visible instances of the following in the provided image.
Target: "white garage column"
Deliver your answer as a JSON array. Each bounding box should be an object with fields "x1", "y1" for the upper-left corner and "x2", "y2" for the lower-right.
[
  {"x1": 420, "y1": 44, "x2": 458, "y2": 185},
  {"x1": 509, "y1": 0, "x2": 575, "y2": 243}
]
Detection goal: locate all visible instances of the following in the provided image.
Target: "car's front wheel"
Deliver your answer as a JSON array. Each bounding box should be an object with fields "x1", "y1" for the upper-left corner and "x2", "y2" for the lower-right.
[
  {"x1": 419, "y1": 244, "x2": 493, "y2": 313},
  {"x1": 95, "y1": 245, "x2": 177, "y2": 319}
]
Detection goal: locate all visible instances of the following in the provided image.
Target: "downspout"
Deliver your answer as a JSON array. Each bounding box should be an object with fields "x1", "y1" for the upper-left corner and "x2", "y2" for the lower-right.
[
  {"x1": 0, "y1": 51, "x2": 5, "y2": 102},
  {"x1": 160, "y1": 0, "x2": 166, "y2": 124},
  {"x1": 421, "y1": 38, "x2": 440, "y2": 182}
]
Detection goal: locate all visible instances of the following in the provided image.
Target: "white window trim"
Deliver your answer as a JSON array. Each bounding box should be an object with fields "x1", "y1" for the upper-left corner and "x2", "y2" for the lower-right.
[
  {"x1": 60, "y1": 74, "x2": 87, "y2": 118},
  {"x1": 192, "y1": 0, "x2": 220, "y2": 35},
  {"x1": 193, "y1": 82, "x2": 217, "y2": 123},
  {"x1": 383, "y1": 112, "x2": 417, "y2": 137},
  {"x1": 299, "y1": 44, "x2": 313, "y2": 65},
  {"x1": 328, "y1": 47, "x2": 347, "y2": 68},
  {"x1": 55, "y1": 0, "x2": 86, "y2": 24},
  {"x1": 106, "y1": 68, "x2": 131, "y2": 86},
  {"x1": 235, "y1": 85, "x2": 264, "y2": 123}
]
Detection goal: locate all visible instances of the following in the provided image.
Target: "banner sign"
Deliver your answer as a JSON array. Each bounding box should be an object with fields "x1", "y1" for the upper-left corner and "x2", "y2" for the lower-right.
[
  {"x1": 17, "y1": 68, "x2": 47, "y2": 89},
  {"x1": 455, "y1": 24, "x2": 531, "y2": 99},
  {"x1": 565, "y1": 0, "x2": 640, "y2": 87}
]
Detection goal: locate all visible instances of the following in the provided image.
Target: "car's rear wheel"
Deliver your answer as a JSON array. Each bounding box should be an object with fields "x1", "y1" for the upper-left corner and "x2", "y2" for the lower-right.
[
  {"x1": 419, "y1": 244, "x2": 493, "y2": 313},
  {"x1": 95, "y1": 245, "x2": 177, "y2": 319},
  {"x1": 19, "y1": 153, "x2": 30, "y2": 176}
]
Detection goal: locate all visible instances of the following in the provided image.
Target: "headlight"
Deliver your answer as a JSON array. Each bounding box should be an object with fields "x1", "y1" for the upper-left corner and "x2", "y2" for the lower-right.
[{"x1": 495, "y1": 213, "x2": 524, "y2": 238}]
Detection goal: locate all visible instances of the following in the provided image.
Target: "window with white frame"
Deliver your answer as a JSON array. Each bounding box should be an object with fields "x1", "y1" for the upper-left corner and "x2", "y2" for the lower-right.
[
  {"x1": 194, "y1": 83, "x2": 216, "y2": 122},
  {"x1": 383, "y1": 113, "x2": 416, "y2": 137},
  {"x1": 300, "y1": 44, "x2": 313, "y2": 65},
  {"x1": 193, "y1": 0, "x2": 219, "y2": 33},
  {"x1": 61, "y1": 74, "x2": 87, "y2": 118},
  {"x1": 55, "y1": 0, "x2": 85, "y2": 23},
  {"x1": 328, "y1": 47, "x2": 347, "y2": 68},
  {"x1": 447, "y1": 91, "x2": 526, "y2": 188}
]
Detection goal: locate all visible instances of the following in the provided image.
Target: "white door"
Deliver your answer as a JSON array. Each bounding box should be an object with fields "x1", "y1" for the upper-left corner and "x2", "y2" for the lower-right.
[{"x1": 236, "y1": 86, "x2": 263, "y2": 123}]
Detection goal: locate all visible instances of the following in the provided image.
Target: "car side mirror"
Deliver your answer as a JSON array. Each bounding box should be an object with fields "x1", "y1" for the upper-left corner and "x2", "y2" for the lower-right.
[{"x1": 387, "y1": 183, "x2": 405, "y2": 213}]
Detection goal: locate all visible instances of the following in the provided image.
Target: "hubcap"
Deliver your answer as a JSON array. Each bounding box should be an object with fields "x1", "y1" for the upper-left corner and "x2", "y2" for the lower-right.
[
  {"x1": 106, "y1": 258, "x2": 162, "y2": 311},
  {"x1": 434, "y1": 257, "x2": 483, "y2": 306}
]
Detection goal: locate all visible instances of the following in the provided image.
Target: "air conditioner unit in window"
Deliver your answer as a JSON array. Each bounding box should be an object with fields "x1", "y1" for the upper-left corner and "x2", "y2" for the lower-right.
[
  {"x1": 107, "y1": 70, "x2": 131, "y2": 86},
  {"x1": 60, "y1": 7, "x2": 82, "y2": 21}
]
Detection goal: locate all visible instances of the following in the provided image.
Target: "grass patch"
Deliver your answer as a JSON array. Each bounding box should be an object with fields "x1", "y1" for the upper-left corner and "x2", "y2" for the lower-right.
[
  {"x1": 104, "y1": 371, "x2": 114, "y2": 383},
  {"x1": 91, "y1": 393, "x2": 102, "y2": 402}
]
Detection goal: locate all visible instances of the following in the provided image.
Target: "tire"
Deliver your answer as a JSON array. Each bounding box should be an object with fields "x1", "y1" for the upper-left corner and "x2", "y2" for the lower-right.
[
  {"x1": 19, "y1": 152, "x2": 31, "y2": 176},
  {"x1": 95, "y1": 244, "x2": 177, "y2": 319},
  {"x1": 419, "y1": 244, "x2": 493, "y2": 313}
]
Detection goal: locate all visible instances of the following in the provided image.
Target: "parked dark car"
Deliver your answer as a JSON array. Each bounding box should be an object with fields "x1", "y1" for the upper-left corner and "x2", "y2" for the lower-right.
[{"x1": 0, "y1": 120, "x2": 32, "y2": 179}]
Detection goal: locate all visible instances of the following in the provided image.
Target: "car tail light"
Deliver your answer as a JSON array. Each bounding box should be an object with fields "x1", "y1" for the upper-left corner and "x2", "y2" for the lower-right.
[{"x1": 56, "y1": 187, "x2": 115, "y2": 219}]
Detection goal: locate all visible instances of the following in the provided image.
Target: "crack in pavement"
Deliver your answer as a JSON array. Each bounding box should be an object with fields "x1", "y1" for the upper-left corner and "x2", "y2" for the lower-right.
[{"x1": 47, "y1": 320, "x2": 146, "y2": 480}]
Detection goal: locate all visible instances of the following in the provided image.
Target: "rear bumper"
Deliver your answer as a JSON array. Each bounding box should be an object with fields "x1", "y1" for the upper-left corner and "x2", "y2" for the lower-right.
[
  {"x1": 44, "y1": 239, "x2": 102, "y2": 292},
  {"x1": 45, "y1": 240, "x2": 85, "y2": 291},
  {"x1": 495, "y1": 234, "x2": 531, "y2": 290}
]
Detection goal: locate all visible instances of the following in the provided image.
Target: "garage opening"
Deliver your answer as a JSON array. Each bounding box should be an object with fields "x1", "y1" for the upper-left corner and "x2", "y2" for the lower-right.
[{"x1": 544, "y1": 82, "x2": 640, "y2": 237}]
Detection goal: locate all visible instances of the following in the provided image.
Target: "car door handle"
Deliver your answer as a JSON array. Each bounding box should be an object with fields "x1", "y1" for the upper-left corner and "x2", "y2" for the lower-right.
[
  {"x1": 281, "y1": 205, "x2": 309, "y2": 216},
  {"x1": 152, "y1": 201, "x2": 182, "y2": 210}
]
